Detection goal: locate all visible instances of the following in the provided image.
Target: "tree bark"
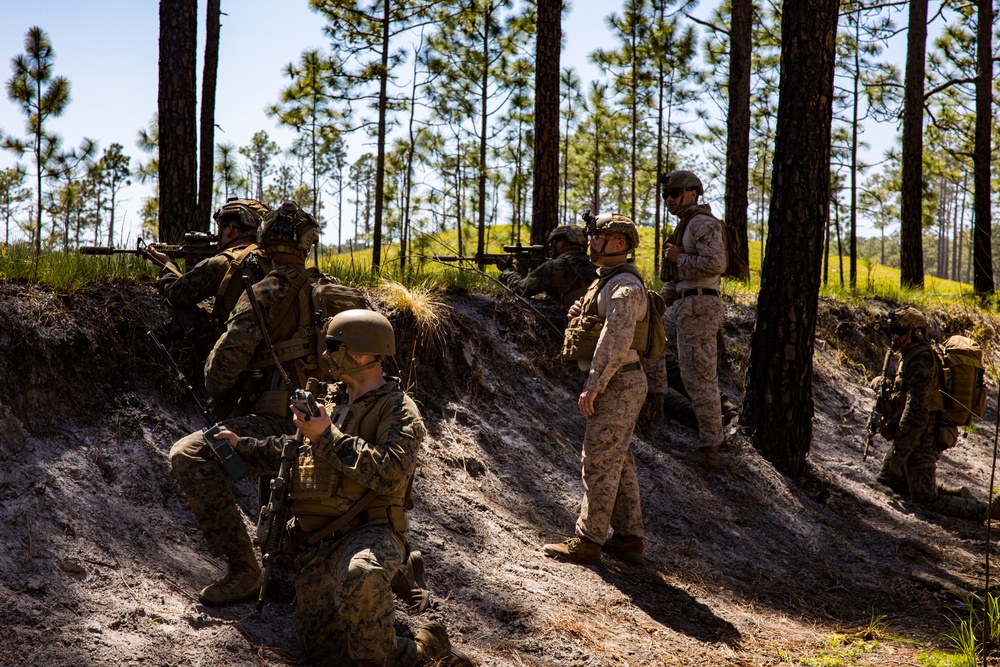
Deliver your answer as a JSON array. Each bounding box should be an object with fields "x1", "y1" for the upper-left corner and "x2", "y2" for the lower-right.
[
  {"x1": 742, "y1": 0, "x2": 840, "y2": 477},
  {"x1": 898, "y1": 0, "x2": 928, "y2": 289},
  {"x1": 158, "y1": 0, "x2": 199, "y2": 244},
  {"x1": 724, "y1": 0, "x2": 752, "y2": 280},
  {"x1": 972, "y1": 0, "x2": 993, "y2": 295},
  {"x1": 197, "y1": 0, "x2": 221, "y2": 232},
  {"x1": 530, "y1": 0, "x2": 561, "y2": 246}
]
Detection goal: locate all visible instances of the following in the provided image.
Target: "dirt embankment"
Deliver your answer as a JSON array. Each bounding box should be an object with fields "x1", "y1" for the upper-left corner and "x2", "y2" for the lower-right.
[{"x1": 1, "y1": 279, "x2": 999, "y2": 667}]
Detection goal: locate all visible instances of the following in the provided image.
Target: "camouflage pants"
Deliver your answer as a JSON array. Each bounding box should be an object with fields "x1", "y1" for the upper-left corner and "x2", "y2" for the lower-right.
[
  {"x1": 663, "y1": 293, "x2": 724, "y2": 449},
  {"x1": 880, "y1": 422, "x2": 985, "y2": 520},
  {"x1": 169, "y1": 413, "x2": 296, "y2": 557},
  {"x1": 294, "y1": 523, "x2": 415, "y2": 667},
  {"x1": 576, "y1": 367, "x2": 647, "y2": 544}
]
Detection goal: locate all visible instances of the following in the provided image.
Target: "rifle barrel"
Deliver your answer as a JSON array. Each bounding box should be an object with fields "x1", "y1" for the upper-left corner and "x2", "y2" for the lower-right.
[{"x1": 79, "y1": 246, "x2": 140, "y2": 255}]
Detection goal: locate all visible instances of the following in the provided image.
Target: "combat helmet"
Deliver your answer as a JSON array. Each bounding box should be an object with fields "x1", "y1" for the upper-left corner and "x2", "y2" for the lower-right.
[
  {"x1": 213, "y1": 197, "x2": 270, "y2": 248},
  {"x1": 658, "y1": 170, "x2": 704, "y2": 197},
  {"x1": 326, "y1": 309, "x2": 395, "y2": 357},
  {"x1": 888, "y1": 306, "x2": 928, "y2": 344},
  {"x1": 257, "y1": 200, "x2": 320, "y2": 258},
  {"x1": 546, "y1": 224, "x2": 587, "y2": 257},
  {"x1": 586, "y1": 212, "x2": 640, "y2": 251}
]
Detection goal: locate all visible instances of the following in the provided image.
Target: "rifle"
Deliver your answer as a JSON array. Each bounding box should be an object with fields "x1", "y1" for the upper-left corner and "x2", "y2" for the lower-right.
[
  {"x1": 433, "y1": 244, "x2": 546, "y2": 276},
  {"x1": 864, "y1": 349, "x2": 895, "y2": 462},
  {"x1": 81, "y1": 232, "x2": 218, "y2": 277},
  {"x1": 147, "y1": 330, "x2": 249, "y2": 480},
  {"x1": 256, "y1": 377, "x2": 320, "y2": 612}
]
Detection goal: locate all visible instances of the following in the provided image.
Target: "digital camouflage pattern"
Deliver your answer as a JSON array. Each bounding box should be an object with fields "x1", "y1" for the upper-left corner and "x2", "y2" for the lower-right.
[
  {"x1": 156, "y1": 244, "x2": 271, "y2": 327},
  {"x1": 576, "y1": 369, "x2": 647, "y2": 543},
  {"x1": 660, "y1": 203, "x2": 726, "y2": 450},
  {"x1": 499, "y1": 250, "x2": 598, "y2": 308},
  {"x1": 575, "y1": 268, "x2": 647, "y2": 544},
  {"x1": 169, "y1": 413, "x2": 296, "y2": 557},
  {"x1": 204, "y1": 264, "x2": 304, "y2": 403},
  {"x1": 876, "y1": 343, "x2": 989, "y2": 520},
  {"x1": 663, "y1": 294, "x2": 724, "y2": 449}
]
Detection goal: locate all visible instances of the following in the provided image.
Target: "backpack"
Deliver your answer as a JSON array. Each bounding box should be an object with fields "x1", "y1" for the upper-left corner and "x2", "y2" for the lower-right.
[
  {"x1": 720, "y1": 220, "x2": 750, "y2": 280},
  {"x1": 936, "y1": 335, "x2": 987, "y2": 427},
  {"x1": 643, "y1": 289, "x2": 667, "y2": 361}
]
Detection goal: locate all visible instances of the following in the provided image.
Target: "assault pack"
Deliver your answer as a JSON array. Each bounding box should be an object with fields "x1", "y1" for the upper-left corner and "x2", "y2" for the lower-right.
[{"x1": 936, "y1": 335, "x2": 987, "y2": 427}]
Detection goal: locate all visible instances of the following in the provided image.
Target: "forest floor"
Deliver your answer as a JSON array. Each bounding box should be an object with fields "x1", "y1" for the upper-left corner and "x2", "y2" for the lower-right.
[{"x1": 2, "y1": 278, "x2": 1000, "y2": 667}]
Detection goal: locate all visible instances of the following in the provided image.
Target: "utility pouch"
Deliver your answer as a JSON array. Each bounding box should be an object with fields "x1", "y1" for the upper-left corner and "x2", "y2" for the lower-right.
[
  {"x1": 203, "y1": 424, "x2": 249, "y2": 480},
  {"x1": 256, "y1": 389, "x2": 291, "y2": 417}
]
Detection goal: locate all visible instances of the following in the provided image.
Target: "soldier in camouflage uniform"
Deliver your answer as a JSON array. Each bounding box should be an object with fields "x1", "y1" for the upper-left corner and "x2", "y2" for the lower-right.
[
  {"x1": 149, "y1": 198, "x2": 272, "y2": 330},
  {"x1": 658, "y1": 171, "x2": 726, "y2": 467},
  {"x1": 498, "y1": 225, "x2": 598, "y2": 309},
  {"x1": 874, "y1": 307, "x2": 1000, "y2": 522},
  {"x1": 170, "y1": 201, "x2": 322, "y2": 606},
  {"x1": 213, "y1": 311, "x2": 474, "y2": 667},
  {"x1": 544, "y1": 213, "x2": 648, "y2": 565}
]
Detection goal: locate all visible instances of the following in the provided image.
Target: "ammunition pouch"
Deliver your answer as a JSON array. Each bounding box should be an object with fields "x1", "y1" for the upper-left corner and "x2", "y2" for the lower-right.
[{"x1": 937, "y1": 419, "x2": 959, "y2": 451}]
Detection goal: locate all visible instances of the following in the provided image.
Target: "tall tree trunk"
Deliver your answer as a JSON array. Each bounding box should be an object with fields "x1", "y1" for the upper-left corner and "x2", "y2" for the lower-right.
[
  {"x1": 372, "y1": 0, "x2": 390, "y2": 271},
  {"x1": 530, "y1": 0, "x2": 561, "y2": 245},
  {"x1": 476, "y1": 5, "x2": 489, "y2": 267},
  {"x1": 899, "y1": 0, "x2": 928, "y2": 289},
  {"x1": 197, "y1": 0, "x2": 220, "y2": 232},
  {"x1": 724, "y1": 0, "x2": 752, "y2": 280},
  {"x1": 158, "y1": 0, "x2": 199, "y2": 244},
  {"x1": 849, "y1": 12, "x2": 860, "y2": 289},
  {"x1": 972, "y1": 0, "x2": 994, "y2": 295},
  {"x1": 742, "y1": 0, "x2": 840, "y2": 477}
]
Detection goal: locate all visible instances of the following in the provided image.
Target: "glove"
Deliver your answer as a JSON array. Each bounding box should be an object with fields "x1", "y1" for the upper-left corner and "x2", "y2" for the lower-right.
[{"x1": 643, "y1": 393, "x2": 665, "y2": 426}]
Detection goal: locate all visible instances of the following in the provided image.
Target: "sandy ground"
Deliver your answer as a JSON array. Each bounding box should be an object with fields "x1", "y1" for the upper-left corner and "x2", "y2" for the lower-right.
[{"x1": 1, "y1": 280, "x2": 999, "y2": 666}]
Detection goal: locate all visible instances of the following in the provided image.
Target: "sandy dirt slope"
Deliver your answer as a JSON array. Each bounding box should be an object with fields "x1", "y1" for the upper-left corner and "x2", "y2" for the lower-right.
[{"x1": 1, "y1": 280, "x2": 998, "y2": 666}]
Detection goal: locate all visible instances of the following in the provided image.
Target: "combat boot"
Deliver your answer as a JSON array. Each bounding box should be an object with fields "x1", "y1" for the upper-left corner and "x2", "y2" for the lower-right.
[
  {"x1": 542, "y1": 536, "x2": 601, "y2": 564},
  {"x1": 414, "y1": 621, "x2": 476, "y2": 666},
  {"x1": 603, "y1": 533, "x2": 644, "y2": 564},
  {"x1": 391, "y1": 550, "x2": 431, "y2": 613},
  {"x1": 198, "y1": 548, "x2": 263, "y2": 606},
  {"x1": 681, "y1": 445, "x2": 719, "y2": 468},
  {"x1": 721, "y1": 397, "x2": 739, "y2": 426},
  {"x1": 938, "y1": 484, "x2": 975, "y2": 500}
]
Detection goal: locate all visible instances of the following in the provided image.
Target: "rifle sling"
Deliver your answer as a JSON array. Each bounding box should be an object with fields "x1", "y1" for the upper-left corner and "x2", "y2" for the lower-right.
[{"x1": 304, "y1": 489, "x2": 379, "y2": 547}]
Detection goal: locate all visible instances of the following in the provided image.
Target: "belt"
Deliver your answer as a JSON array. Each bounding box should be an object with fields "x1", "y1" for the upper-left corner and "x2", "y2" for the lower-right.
[
  {"x1": 679, "y1": 288, "x2": 719, "y2": 299},
  {"x1": 620, "y1": 361, "x2": 641, "y2": 373}
]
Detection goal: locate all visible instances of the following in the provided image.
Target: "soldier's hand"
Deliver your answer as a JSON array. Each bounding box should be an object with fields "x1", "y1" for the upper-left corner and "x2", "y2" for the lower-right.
[
  {"x1": 144, "y1": 246, "x2": 171, "y2": 267},
  {"x1": 494, "y1": 256, "x2": 512, "y2": 272},
  {"x1": 567, "y1": 299, "x2": 583, "y2": 319},
  {"x1": 664, "y1": 243, "x2": 682, "y2": 263},
  {"x1": 643, "y1": 393, "x2": 665, "y2": 426},
  {"x1": 578, "y1": 389, "x2": 598, "y2": 417},
  {"x1": 213, "y1": 428, "x2": 239, "y2": 448},
  {"x1": 292, "y1": 402, "x2": 331, "y2": 441}
]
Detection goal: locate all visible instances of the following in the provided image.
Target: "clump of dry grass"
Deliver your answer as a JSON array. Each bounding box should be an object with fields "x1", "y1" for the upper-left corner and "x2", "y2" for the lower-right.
[{"x1": 378, "y1": 278, "x2": 451, "y2": 353}]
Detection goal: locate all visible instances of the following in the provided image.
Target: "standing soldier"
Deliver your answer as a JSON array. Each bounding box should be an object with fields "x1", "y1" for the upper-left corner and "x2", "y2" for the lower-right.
[
  {"x1": 499, "y1": 224, "x2": 598, "y2": 309},
  {"x1": 148, "y1": 197, "x2": 272, "y2": 330},
  {"x1": 545, "y1": 213, "x2": 648, "y2": 565},
  {"x1": 874, "y1": 307, "x2": 999, "y2": 521},
  {"x1": 209, "y1": 311, "x2": 474, "y2": 666},
  {"x1": 659, "y1": 170, "x2": 726, "y2": 467}
]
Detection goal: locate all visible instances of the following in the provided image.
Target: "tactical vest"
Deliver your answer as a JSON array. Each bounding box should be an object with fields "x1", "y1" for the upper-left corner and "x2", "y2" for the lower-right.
[
  {"x1": 289, "y1": 385, "x2": 414, "y2": 534},
  {"x1": 212, "y1": 243, "x2": 271, "y2": 323},
  {"x1": 561, "y1": 263, "x2": 650, "y2": 362},
  {"x1": 247, "y1": 266, "x2": 368, "y2": 416}
]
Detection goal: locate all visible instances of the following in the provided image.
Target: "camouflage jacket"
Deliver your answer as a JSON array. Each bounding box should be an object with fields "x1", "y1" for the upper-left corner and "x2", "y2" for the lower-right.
[
  {"x1": 581, "y1": 266, "x2": 647, "y2": 394},
  {"x1": 247, "y1": 377, "x2": 425, "y2": 524},
  {"x1": 499, "y1": 250, "x2": 598, "y2": 309},
  {"x1": 156, "y1": 243, "x2": 271, "y2": 326},
  {"x1": 204, "y1": 264, "x2": 302, "y2": 403},
  {"x1": 888, "y1": 343, "x2": 939, "y2": 459},
  {"x1": 661, "y1": 204, "x2": 726, "y2": 292}
]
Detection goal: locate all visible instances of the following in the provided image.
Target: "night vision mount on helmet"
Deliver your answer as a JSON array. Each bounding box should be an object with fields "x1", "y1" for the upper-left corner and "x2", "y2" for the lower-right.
[{"x1": 258, "y1": 200, "x2": 320, "y2": 258}]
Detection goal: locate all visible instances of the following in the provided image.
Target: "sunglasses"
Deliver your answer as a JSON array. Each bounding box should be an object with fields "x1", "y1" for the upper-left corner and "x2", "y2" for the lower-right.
[
  {"x1": 663, "y1": 188, "x2": 686, "y2": 199},
  {"x1": 325, "y1": 339, "x2": 344, "y2": 353}
]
